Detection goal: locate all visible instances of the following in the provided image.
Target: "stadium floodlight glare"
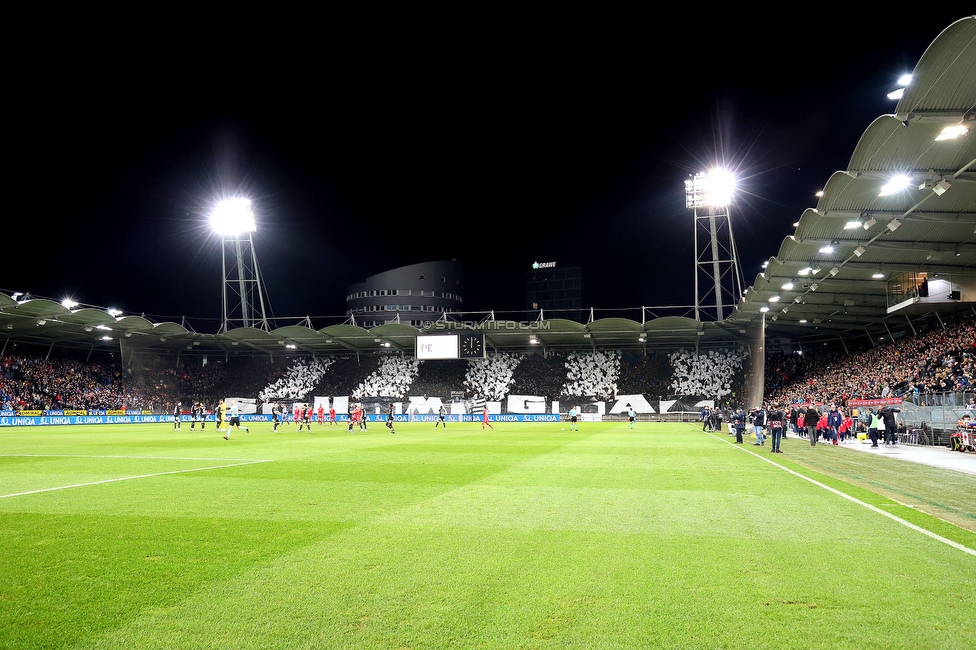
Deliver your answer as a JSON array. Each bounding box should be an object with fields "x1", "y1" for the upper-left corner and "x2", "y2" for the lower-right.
[
  {"x1": 759, "y1": 306, "x2": 769, "y2": 313},
  {"x1": 818, "y1": 244, "x2": 834, "y2": 254},
  {"x1": 781, "y1": 281, "x2": 794, "y2": 290},
  {"x1": 769, "y1": 295, "x2": 781, "y2": 302},
  {"x1": 61, "y1": 298, "x2": 78, "y2": 309},
  {"x1": 107, "y1": 308, "x2": 123, "y2": 317},
  {"x1": 798, "y1": 267, "x2": 812, "y2": 276},
  {"x1": 872, "y1": 271, "x2": 885, "y2": 279},
  {"x1": 684, "y1": 168, "x2": 735, "y2": 208},
  {"x1": 879, "y1": 175, "x2": 911, "y2": 197},
  {"x1": 210, "y1": 198, "x2": 256, "y2": 235},
  {"x1": 936, "y1": 125, "x2": 969, "y2": 141},
  {"x1": 887, "y1": 74, "x2": 911, "y2": 100},
  {"x1": 844, "y1": 220, "x2": 862, "y2": 229}
]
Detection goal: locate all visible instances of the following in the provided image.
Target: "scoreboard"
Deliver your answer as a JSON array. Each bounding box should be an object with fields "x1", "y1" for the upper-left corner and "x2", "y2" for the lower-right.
[{"x1": 416, "y1": 333, "x2": 485, "y2": 359}]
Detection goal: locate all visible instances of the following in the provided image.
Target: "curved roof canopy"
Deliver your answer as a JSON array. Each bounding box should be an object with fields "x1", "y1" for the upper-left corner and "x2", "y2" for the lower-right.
[{"x1": 730, "y1": 17, "x2": 976, "y2": 340}]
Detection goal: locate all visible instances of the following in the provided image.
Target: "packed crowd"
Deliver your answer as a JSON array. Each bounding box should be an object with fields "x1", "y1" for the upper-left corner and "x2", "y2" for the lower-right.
[
  {"x1": 0, "y1": 356, "x2": 125, "y2": 410},
  {"x1": 764, "y1": 313, "x2": 975, "y2": 407}
]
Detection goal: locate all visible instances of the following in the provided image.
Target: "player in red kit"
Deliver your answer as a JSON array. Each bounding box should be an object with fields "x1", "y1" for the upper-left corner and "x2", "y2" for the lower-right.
[{"x1": 482, "y1": 405, "x2": 493, "y2": 430}]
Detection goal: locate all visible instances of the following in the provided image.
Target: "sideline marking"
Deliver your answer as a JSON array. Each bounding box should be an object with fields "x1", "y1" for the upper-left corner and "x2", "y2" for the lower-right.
[
  {"x1": 1, "y1": 454, "x2": 261, "y2": 462},
  {"x1": 0, "y1": 459, "x2": 272, "y2": 499},
  {"x1": 705, "y1": 430, "x2": 976, "y2": 557}
]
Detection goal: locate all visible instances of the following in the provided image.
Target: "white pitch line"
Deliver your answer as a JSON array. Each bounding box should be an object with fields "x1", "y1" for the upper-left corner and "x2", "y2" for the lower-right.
[
  {"x1": 1, "y1": 453, "x2": 257, "y2": 462},
  {"x1": 706, "y1": 430, "x2": 976, "y2": 558},
  {"x1": 0, "y1": 459, "x2": 272, "y2": 499}
]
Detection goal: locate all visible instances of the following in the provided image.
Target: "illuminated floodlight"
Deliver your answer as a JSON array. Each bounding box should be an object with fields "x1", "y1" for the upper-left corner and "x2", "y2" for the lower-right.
[
  {"x1": 210, "y1": 198, "x2": 256, "y2": 235},
  {"x1": 798, "y1": 267, "x2": 812, "y2": 276},
  {"x1": 844, "y1": 220, "x2": 862, "y2": 229},
  {"x1": 769, "y1": 295, "x2": 781, "y2": 302},
  {"x1": 781, "y1": 282, "x2": 794, "y2": 290},
  {"x1": 879, "y1": 175, "x2": 911, "y2": 197},
  {"x1": 61, "y1": 298, "x2": 79, "y2": 309},
  {"x1": 872, "y1": 272, "x2": 885, "y2": 279},
  {"x1": 759, "y1": 306, "x2": 769, "y2": 313},
  {"x1": 685, "y1": 168, "x2": 735, "y2": 209},
  {"x1": 107, "y1": 308, "x2": 123, "y2": 317},
  {"x1": 936, "y1": 125, "x2": 969, "y2": 141},
  {"x1": 887, "y1": 75, "x2": 911, "y2": 100},
  {"x1": 818, "y1": 244, "x2": 834, "y2": 254},
  {"x1": 95, "y1": 324, "x2": 112, "y2": 331}
]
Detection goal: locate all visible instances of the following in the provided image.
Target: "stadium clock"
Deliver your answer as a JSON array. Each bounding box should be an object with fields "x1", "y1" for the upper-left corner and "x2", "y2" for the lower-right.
[{"x1": 459, "y1": 332, "x2": 485, "y2": 358}]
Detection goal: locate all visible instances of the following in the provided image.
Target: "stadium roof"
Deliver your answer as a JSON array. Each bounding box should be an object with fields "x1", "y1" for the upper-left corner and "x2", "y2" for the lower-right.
[
  {"x1": 2, "y1": 17, "x2": 974, "y2": 359},
  {"x1": 728, "y1": 16, "x2": 976, "y2": 342}
]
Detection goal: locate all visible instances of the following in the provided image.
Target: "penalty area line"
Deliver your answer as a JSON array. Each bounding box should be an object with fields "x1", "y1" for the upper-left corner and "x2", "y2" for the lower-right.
[
  {"x1": 0, "y1": 459, "x2": 272, "y2": 500},
  {"x1": 704, "y1": 429, "x2": 976, "y2": 558}
]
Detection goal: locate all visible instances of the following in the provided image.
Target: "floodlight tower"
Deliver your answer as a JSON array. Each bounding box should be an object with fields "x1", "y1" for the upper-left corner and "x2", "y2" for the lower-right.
[
  {"x1": 685, "y1": 169, "x2": 744, "y2": 321},
  {"x1": 210, "y1": 198, "x2": 271, "y2": 333}
]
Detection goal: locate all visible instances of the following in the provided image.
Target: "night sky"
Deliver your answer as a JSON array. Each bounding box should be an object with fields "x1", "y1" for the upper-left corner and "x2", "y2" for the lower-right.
[{"x1": 7, "y1": 12, "x2": 968, "y2": 329}]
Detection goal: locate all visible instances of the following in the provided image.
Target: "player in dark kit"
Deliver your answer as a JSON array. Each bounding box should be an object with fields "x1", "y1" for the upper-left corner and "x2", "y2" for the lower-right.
[
  {"x1": 190, "y1": 401, "x2": 201, "y2": 430},
  {"x1": 173, "y1": 402, "x2": 182, "y2": 430},
  {"x1": 386, "y1": 403, "x2": 396, "y2": 434},
  {"x1": 359, "y1": 404, "x2": 368, "y2": 432},
  {"x1": 298, "y1": 404, "x2": 311, "y2": 432},
  {"x1": 271, "y1": 402, "x2": 282, "y2": 432}
]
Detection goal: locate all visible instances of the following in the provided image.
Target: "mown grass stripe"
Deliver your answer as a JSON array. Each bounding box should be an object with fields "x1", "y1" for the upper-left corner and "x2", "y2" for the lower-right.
[
  {"x1": 705, "y1": 429, "x2": 976, "y2": 557},
  {"x1": 0, "y1": 459, "x2": 272, "y2": 499}
]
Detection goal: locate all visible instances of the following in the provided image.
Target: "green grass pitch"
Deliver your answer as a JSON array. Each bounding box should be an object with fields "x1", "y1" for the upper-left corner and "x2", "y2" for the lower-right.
[{"x1": 1, "y1": 421, "x2": 974, "y2": 649}]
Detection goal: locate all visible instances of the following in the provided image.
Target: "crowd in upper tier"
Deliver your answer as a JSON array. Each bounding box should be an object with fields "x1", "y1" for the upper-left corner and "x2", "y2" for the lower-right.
[
  {"x1": 764, "y1": 313, "x2": 975, "y2": 407},
  {"x1": 1, "y1": 313, "x2": 972, "y2": 412}
]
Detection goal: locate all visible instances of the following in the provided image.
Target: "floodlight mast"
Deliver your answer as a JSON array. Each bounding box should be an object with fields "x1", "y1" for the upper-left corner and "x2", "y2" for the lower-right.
[
  {"x1": 210, "y1": 198, "x2": 271, "y2": 333},
  {"x1": 684, "y1": 170, "x2": 744, "y2": 322}
]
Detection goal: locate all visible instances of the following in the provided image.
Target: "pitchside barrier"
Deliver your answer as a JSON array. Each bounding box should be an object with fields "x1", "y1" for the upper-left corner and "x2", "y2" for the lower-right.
[{"x1": 0, "y1": 411, "x2": 564, "y2": 427}]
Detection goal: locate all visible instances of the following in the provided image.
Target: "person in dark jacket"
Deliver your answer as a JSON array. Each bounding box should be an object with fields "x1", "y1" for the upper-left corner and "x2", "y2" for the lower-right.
[
  {"x1": 826, "y1": 405, "x2": 842, "y2": 445},
  {"x1": 768, "y1": 404, "x2": 786, "y2": 453},
  {"x1": 732, "y1": 408, "x2": 746, "y2": 443},
  {"x1": 805, "y1": 405, "x2": 820, "y2": 446},
  {"x1": 879, "y1": 405, "x2": 901, "y2": 445}
]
